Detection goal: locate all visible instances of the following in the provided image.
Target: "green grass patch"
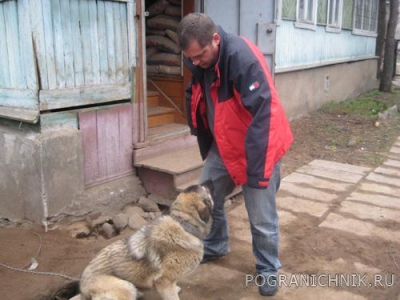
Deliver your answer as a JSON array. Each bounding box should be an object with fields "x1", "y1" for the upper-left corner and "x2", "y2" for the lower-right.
[{"x1": 321, "y1": 90, "x2": 389, "y2": 116}]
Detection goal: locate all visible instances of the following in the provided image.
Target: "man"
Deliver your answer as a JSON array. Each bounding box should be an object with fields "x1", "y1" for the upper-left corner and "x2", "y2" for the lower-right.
[{"x1": 177, "y1": 13, "x2": 293, "y2": 296}]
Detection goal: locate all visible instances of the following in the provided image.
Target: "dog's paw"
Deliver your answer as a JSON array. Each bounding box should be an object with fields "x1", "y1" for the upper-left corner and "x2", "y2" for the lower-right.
[
  {"x1": 136, "y1": 289, "x2": 144, "y2": 298},
  {"x1": 176, "y1": 285, "x2": 181, "y2": 294}
]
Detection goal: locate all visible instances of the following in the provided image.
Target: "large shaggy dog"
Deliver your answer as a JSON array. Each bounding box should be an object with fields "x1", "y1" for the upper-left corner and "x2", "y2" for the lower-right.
[{"x1": 79, "y1": 183, "x2": 213, "y2": 300}]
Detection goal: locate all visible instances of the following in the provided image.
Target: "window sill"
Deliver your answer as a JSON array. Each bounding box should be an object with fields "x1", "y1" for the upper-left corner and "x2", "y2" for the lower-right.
[
  {"x1": 326, "y1": 26, "x2": 342, "y2": 33},
  {"x1": 294, "y1": 21, "x2": 317, "y2": 31},
  {"x1": 352, "y1": 29, "x2": 378, "y2": 37}
]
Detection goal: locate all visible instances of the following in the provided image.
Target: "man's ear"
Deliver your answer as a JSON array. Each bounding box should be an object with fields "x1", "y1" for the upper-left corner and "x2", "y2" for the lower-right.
[{"x1": 212, "y1": 33, "x2": 220, "y2": 46}]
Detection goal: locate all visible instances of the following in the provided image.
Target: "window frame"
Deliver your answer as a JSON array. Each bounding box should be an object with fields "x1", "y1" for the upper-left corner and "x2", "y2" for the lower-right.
[
  {"x1": 326, "y1": 0, "x2": 344, "y2": 33},
  {"x1": 352, "y1": 0, "x2": 378, "y2": 37},
  {"x1": 295, "y1": 0, "x2": 318, "y2": 30}
]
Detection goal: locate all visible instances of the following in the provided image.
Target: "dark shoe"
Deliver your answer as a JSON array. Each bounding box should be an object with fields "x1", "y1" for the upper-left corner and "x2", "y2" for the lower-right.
[
  {"x1": 200, "y1": 254, "x2": 225, "y2": 264},
  {"x1": 258, "y1": 274, "x2": 278, "y2": 296}
]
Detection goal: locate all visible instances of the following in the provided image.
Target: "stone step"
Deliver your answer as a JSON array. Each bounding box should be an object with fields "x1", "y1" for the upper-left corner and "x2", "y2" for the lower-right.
[{"x1": 136, "y1": 145, "x2": 204, "y2": 204}]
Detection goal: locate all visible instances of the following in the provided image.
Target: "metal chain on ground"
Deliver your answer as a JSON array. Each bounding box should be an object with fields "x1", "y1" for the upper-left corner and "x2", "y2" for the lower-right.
[{"x1": 0, "y1": 231, "x2": 80, "y2": 281}]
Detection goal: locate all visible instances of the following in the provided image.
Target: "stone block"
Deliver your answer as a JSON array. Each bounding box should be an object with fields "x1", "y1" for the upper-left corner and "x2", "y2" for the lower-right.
[{"x1": 319, "y1": 213, "x2": 400, "y2": 242}]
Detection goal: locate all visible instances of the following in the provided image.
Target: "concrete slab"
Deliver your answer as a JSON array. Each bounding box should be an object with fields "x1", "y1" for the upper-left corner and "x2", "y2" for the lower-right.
[
  {"x1": 347, "y1": 192, "x2": 400, "y2": 209},
  {"x1": 279, "y1": 182, "x2": 339, "y2": 202},
  {"x1": 358, "y1": 182, "x2": 400, "y2": 197},
  {"x1": 179, "y1": 261, "x2": 262, "y2": 299},
  {"x1": 296, "y1": 165, "x2": 366, "y2": 184},
  {"x1": 389, "y1": 146, "x2": 400, "y2": 154},
  {"x1": 135, "y1": 145, "x2": 202, "y2": 174},
  {"x1": 374, "y1": 166, "x2": 400, "y2": 177},
  {"x1": 366, "y1": 173, "x2": 400, "y2": 188},
  {"x1": 339, "y1": 201, "x2": 400, "y2": 222},
  {"x1": 227, "y1": 203, "x2": 297, "y2": 249},
  {"x1": 309, "y1": 160, "x2": 371, "y2": 175},
  {"x1": 319, "y1": 213, "x2": 400, "y2": 242},
  {"x1": 264, "y1": 272, "x2": 368, "y2": 300},
  {"x1": 388, "y1": 153, "x2": 400, "y2": 160},
  {"x1": 278, "y1": 210, "x2": 298, "y2": 227},
  {"x1": 282, "y1": 172, "x2": 353, "y2": 193},
  {"x1": 277, "y1": 197, "x2": 330, "y2": 218},
  {"x1": 384, "y1": 159, "x2": 400, "y2": 169}
]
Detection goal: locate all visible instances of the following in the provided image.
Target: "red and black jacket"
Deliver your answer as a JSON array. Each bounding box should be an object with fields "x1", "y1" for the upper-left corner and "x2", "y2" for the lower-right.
[{"x1": 184, "y1": 27, "x2": 293, "y2": 188}]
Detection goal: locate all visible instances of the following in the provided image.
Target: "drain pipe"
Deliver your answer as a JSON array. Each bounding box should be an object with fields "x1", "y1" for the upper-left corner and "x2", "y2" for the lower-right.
[{"x1": 39, "y1": 141, "x2": 48, "y2": 232}]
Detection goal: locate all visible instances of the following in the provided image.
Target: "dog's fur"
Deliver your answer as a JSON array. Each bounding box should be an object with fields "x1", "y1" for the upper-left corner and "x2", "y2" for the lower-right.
[{"x1": 79, "y1": 183, "x2": 213, "y2": 300}]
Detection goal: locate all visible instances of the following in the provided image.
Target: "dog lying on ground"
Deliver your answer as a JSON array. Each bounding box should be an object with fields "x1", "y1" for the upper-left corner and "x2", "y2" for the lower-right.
[{"x1": 79, "y1": 183, "x2": 213, "y2": 300}]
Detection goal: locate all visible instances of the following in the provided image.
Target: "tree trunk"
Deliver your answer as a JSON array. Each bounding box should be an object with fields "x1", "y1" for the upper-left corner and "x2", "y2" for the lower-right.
[
  {"x1": 376, "y1": 0, "x2": 387, "y2": 78},
  {"x1": 379, "y1": 0, "x2": 399, "y2": 92}
]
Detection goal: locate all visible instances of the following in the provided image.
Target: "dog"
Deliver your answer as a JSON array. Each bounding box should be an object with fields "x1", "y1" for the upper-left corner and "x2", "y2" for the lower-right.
[{"x1": 79, "y1": 182, "x2": 213, "y2": 300}]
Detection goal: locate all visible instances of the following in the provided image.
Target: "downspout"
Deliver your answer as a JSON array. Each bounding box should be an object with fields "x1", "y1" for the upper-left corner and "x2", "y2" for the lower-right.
[{"x1": 39, "y1": 141, "x2": 48, "y2": 232}]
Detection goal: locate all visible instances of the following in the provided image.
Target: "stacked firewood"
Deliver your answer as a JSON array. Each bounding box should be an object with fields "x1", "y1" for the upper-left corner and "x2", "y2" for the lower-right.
[{"x1": 146, "y1": 0, "x2": 181, "y2": 76}]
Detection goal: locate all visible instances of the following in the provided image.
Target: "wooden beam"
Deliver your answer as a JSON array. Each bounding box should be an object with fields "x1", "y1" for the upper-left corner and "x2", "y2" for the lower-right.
[{"x1": 39, "y1": 83, "x2": 131, "y2": 111}]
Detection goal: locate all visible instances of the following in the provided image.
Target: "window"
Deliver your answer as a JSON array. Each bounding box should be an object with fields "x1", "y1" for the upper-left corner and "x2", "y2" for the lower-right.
[
  {"x1": 296, "y1": 0, "x2": 318, "y2": 30},
  {"x1": 327, "y1": 0, "x2": 343, "y2": 31},
  {"x1": 353, "y1": 0, "x2": 378, "y2": 36}
]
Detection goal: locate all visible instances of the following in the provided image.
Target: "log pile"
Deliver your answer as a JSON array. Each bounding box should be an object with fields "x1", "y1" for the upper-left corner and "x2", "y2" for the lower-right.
[{"x1": 146, "y1": 0, "x2": 182, "y2": 76}]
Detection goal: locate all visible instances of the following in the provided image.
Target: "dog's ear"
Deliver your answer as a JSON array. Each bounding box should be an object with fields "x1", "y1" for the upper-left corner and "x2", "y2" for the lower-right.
[{"x1": 198, "y1": 206, "x2": 211, "y2": 223}]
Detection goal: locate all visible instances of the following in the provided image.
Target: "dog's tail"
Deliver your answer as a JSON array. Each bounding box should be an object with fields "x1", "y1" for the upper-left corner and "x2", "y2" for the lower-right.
[
  {"x1": 52, "y1": 280, "x2": 80, "y2": 299},
  {"x1": 80, "y1": 275, "x2": 139, "y2": 300}
]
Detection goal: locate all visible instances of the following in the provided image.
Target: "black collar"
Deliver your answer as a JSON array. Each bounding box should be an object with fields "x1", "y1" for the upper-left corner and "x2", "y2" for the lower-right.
[{"x1": 171, "y1": 215, "x2": 203, "y2": 240}]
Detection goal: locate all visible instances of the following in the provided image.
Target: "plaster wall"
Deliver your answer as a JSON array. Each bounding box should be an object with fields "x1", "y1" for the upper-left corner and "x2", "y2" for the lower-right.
[
  {"x1": 0, "y1": 125, "x2": 145, "y2": 225},
  {"x1": 276, "y1": 59, "x2": 379, "y2": 120}
]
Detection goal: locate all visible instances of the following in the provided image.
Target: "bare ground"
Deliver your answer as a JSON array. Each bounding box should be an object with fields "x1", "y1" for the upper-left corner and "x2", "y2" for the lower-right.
[{"x1": 0, "y1": 87, "x2": 400, "y2": 300}]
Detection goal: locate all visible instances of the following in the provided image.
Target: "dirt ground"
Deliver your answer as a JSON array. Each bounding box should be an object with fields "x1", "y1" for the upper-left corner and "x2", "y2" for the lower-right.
[{"x1": 1, "y1": 87, "x2": 399, "y2": 300}]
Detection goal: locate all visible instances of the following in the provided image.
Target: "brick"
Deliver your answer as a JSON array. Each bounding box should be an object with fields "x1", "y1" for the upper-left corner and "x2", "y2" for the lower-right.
[
  {"x1": 366, "y1": 173, "x2": 400, "y2": 188},
  {"x1": 340, "y1": 201, "x2": 400, "y2": 222},
  {"x1": 319, "y1": 213, "x2": 400, "y2": 242},
  {"x1": 279, "y1": 182, "x2": 338, "y2": 202},
  {"x1": 347, "y1": 192, "x2": 400, "y2": 209},
  {"x1": 277, "y1": 197, "x2": 329, "y2": 218},
  {"x1": 283, "y1": 172, "x2": 353, "y2": 193}
]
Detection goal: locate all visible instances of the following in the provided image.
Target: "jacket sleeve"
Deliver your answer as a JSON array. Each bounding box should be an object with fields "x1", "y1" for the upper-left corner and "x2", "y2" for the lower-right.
[{"x1": 229, "y1": 41, "x2": 275, "y2": 189}]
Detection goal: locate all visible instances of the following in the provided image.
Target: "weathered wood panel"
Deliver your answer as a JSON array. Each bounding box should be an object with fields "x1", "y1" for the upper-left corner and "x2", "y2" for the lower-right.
[
  {"x1": 40, "y1": 111, "x2": 78, "y2": 131},
  {"x1": 0, "y1": 0, "x2": 38, "y2": 114},
  {"x1": 79, "y1": 103, "x2": 133, "y2": 187},
  {"x1": 0, "y1": 0, "x2": 30, "y2": 89},
  {"x1": 39, "y1": 83, "x2": 131, "y2": 110},
  {"x1": 34, "y1": 0, "x2": 134, "y2": 91}
]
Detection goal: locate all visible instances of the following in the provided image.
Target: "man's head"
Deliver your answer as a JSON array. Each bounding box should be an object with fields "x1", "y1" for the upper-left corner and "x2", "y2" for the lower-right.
[{"x1": 177, "y1": 13, "x2": 220, "y2": 69}]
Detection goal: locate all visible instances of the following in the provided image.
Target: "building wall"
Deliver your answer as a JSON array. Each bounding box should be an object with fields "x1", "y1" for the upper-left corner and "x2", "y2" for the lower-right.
[
  {"x1": 276, "y1": 59, "x2": 379, "y2": 120},
  {"x1": 0, "y1": 122, "x2": 145, "y2": 225},
  {"x1": 276, "y1": 20, "x2": 377, "y2": 71}
]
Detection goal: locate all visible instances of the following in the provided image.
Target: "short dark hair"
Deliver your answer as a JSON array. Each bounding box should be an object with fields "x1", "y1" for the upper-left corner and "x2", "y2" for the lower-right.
[{"x1": 177, "y1": 13, "x2": 217, "y2": 50}]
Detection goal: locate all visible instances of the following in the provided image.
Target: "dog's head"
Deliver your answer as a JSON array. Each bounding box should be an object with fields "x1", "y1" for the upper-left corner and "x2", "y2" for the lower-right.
[{"x1": 170, "y1": 181, "x2": 214, "y2": 226}]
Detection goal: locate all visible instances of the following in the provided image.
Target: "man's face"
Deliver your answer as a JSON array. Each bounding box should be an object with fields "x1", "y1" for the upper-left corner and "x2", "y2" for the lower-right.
[{"x1": 183, "y1": 33, "x2": 220, "y2": 69}]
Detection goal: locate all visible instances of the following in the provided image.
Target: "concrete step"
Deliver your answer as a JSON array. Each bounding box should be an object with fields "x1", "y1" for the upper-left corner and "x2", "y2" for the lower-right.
[
  {"x1": 136, "y1": 145, "x2": 204, "y2": 205},
  {"x1": 147, "y1": 122, "x2": 189, "y2": 143}
]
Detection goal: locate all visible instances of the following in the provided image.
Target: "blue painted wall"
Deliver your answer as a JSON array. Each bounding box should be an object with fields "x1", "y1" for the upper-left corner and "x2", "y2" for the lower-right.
[{"x1": 276, "y1": 20, "x2": 377, "y2": 71}]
